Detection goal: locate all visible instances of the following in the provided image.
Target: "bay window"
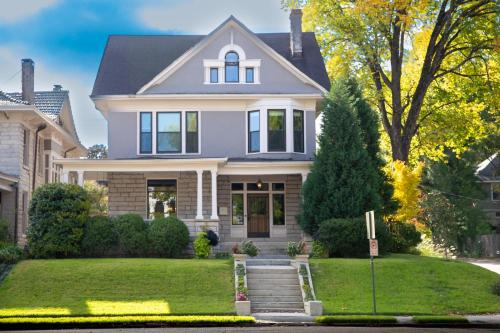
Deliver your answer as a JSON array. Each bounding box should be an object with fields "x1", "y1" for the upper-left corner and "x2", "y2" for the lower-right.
[
  {"x1": 268, "y1": 109, "x2": 286, "y2": 152},
  {"x1": 248, "y1": 111, "x2": 260, "y2": 153},
  {"x1": 140, "y1": 112, "x2": 152, "y2": 154},
  {"x1": 157, "y1": 112, "x2": 181, "y2": 153},
  {"x1": 185, "y1": 111, "x2": 198, "y2": 153},
  {"x1": 293, "y1": 110, "x2": 304, "y2": 153}
]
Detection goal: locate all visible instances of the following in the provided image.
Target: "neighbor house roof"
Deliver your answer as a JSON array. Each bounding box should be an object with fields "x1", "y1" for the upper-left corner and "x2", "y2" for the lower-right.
[
  {"x1": 476, "y1": 153, "x2": 499, "y2": 181},
  {"x1": 6, "y1": 90, "x2": 68, "y2": 121},
  {"x1": 0, "y1": 90, "x2": 28, "y2": 106},
  {"x1": 92, "y1": 32, "x2": 330, "y2": 96}
]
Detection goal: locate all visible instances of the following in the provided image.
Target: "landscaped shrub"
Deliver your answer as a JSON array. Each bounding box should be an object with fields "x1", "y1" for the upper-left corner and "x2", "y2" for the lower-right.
[
  {"x1": 311, "y1": 240, "x2": 329, "y2": 258},
  {"x1": 205, "y1": 229, "x2": 219, "y2": 247},
  {"x1": 194, "y1": 232, "x2": 210, "y2": 259},
  {"x1": 492, "y1": 279, "x2": 500, "y2": 296},
  {"x1": 0, "y1": 245, "x2": 23, "y2": 264},
  {"x1": 241, "y1": 240, "x2": 259, "y2": 257},
  {"x1": 286, "y1": 240, "x2": 307, "y2": 257},
  {"x1": 387, "y1": 220, "x2": 422, "y2": 253},
  {"x1": 114, "y1": 214, "x2": 148, "y2": 256},
  {"x1": 81, "y1": 216, "x2": 118, "y2": 257},
  {"x1": 0, "y1": 218, "x2": 9, "y2": 243},
  {"x1": 27, "y1": 183, "x2": 90, "y2": 258},
  {"x1": 317, "y1": 217, "x2": 392, "y2": 257},
  {"x1": 148, "y1": 216, "x2": 189, "y2": 257}
]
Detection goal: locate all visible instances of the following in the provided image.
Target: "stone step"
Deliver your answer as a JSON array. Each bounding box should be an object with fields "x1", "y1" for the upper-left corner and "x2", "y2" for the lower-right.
[
  {"x1": 248, "y1": 277, "x2": 299, "y2": 284},
  {"x1": 246, "y1": 266, "x2": 296, "y2": 274},
  {"x1": 249, "y1": 295, "x2": 303, "y2": 303},
  {"x1": 247, "y1": 259, "x2": 291, "y2": 266},
  {"x1": 251, "y1": 301, "x2": 304, "y2": 309},
  {"x1": 247, "y1": 273, "x2": 298, "y2": 279},
  {"x1": 248, "y1": 283, "x2": 300, "y2": 291},
  {"x1": 251, "y1": 307, "x2": 305, "y2": 313},
  {"x1": 248, "y1": 289, "x2": 302, "y2": 297}
]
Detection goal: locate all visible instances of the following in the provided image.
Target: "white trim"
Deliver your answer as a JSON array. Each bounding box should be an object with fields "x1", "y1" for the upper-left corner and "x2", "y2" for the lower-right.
[
  {"x1": 93, "y1": 93, "x2": 323, "y2": 101},
  {"x1": 218, "y1": 43, "x2": 246, "y2": 60},
  {"x1": 136, "y1": 18, "x2": 327, "y2": 94},
  {"x1": 196, "y1": 169, "x2": 204, "y2": 219},
  {"x1": 210, "y1": 169, "x2": 218, "y2": 220}
]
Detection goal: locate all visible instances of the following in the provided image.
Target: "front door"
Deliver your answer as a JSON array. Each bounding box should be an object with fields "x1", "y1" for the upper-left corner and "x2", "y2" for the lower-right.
[{"x1": 247, "y1": 194, "x2": 269, "y2": 238}]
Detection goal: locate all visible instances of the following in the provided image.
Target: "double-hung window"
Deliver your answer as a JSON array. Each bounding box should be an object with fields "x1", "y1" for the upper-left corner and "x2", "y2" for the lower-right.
[
  {"x1": 246, "y1": 68, "x2": 254, "y2": 83},
  {"x1": 210, "y1": 67, "x2": 218, "y2": 83},
  {"x1": 157, "y1": 112, "x2": 181, "y2": 153},
  {"x1": 248, "y1": 111, "x2": 260, "y2": 153},
  {"x1": 293, "y1": 110, "x2": 304, "y2": 153},
  {"x1": 268, "y1": 109, "x2": 286, "y2": 152},
  {"x1": 185, "y1": 111, "x2": 199, "y2": 153},
  {"x1": 140, "y1": 112, "x2": 152, "y2": 154}
]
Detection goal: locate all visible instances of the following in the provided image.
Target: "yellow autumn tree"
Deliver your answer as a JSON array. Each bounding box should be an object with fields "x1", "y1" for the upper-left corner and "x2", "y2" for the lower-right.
[{"x1": 386, "y1": 161, "x2": 424, "y2": 226}]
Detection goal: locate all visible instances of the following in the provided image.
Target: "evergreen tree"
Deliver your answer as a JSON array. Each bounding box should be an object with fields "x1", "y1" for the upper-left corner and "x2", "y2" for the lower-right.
[
  {"x1": 299, "y1": 78, "x2": 382, "y2": 235},
  {"x1": 346, "y1": 78, "x2": 398, "y2": 217}
]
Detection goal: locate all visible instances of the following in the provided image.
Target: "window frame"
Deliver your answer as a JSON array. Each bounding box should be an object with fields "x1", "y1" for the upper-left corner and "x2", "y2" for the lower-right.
[
  {"x1": 224, "y1": 51, "x2": 239, "y2": 83},
  {"x1": 293, "y1": 109, "x2": 305, "y2": 153},
  {"x1": 267, "y1": 109, "x2": 286, "y2": 152},
  {"x1": 23, "y1": 129, "x2": 30, "y2": 167},
  {"x1": 492, "y1": 183, "x2": 500, "y2": 201},
  {"x1": 146, "y1": 179, "x2": 177, "y2": 220},
  {"x1": 185, "y1": 111, "x2": 199, "y2": 154},
  {"x1": 139, "y1": 112, "x2": 153, "y2": 154},
  {"x1": 248, "y1": 110, "x2": 260, "y2": 153}
]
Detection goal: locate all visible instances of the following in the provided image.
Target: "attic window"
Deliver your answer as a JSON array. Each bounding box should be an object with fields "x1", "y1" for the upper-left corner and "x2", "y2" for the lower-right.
[{"x1": 225, "y1": 52, "x2": 239, "y2": 82}]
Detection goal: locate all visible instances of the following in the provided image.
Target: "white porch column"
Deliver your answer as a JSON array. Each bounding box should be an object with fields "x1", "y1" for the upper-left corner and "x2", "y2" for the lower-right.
[
  {"x1": 210, "y1": 169, "x2": 218, "y2": 220},
  {"x1": 196, "y1": 169, "x2": 203, "y2": 220},
  {"x1": 76, "y1": 171, "x2": 84, "y2": 187},
  {"x1": 301, "y1": 171, "x2": 310, "y2": 184},
  {"x1": 62, "y1": 170, "x2": 69, "y2": 183}
]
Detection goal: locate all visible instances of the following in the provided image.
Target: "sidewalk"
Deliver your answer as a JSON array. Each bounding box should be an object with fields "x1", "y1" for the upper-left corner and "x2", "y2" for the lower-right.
[{"x1": 462, "y1": 258, "x2": 500, "y2": 274}]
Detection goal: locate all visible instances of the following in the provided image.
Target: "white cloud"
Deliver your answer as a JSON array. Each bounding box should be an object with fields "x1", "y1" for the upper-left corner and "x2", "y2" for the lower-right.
[
  {"x1": 137, "y1": 0, "x2": 290, "y2": 34},
  {"x1": 0, "y1": 44, "x2": 107, "y2": 148},
  {"x1": 0, "y1": 0, "x2": 59, "y2": 24}
]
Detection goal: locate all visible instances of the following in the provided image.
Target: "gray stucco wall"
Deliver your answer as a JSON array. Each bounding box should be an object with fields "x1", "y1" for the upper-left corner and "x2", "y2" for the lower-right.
[
  {"x1": 107, "y1": 110, "x2": 315, "y2": 160},
  {"x1": 145, "y1": 28, "x2": 322, "y2": 95}
]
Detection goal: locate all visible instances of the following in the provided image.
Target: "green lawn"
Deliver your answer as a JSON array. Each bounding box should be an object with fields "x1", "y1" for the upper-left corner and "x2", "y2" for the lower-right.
[
  {"x1": 311, "y1": 254, "x2": 500, "y2": 315},
  {"x1": 0, "y1": 259, "x2": 234, "y2": 316}
]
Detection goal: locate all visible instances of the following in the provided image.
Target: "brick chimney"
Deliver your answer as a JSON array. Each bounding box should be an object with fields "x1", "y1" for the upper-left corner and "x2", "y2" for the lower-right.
[
  {"x1": 290, "y1": 9, "x2": 303, "y2": 58},
  {"x1": 21, "y1": 58, "x2": 35, "y2": 104}
]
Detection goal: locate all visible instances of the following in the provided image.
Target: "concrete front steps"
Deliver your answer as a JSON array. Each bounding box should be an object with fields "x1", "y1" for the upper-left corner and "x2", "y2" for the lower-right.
[{"x1": 246, "y1": 258, "x2": 304, "y2": 313}]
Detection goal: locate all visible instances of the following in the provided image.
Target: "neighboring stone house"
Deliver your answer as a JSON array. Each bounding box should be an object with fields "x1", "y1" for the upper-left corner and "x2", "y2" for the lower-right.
[
  {"x1": 0, "y1": 59, "x2": 86, "y2": 244},
  {"x1": 58, "y1": 11, "x2": 330, "y2": 253}
]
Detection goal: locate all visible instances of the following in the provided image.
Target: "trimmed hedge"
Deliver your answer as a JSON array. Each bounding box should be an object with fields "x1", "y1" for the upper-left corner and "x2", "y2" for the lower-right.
[
  {"x1": 0, "y1": 245, "x2": 23, "y2": 264},
  {"x1": 27, "y1": 183, "x2": 90, "y2": 258},
  {"x1": 114, "y1": 214, "x2": 149, "y2": 256},
  {"x1": 412, "y1": 316, "x2": 469, "y2": 324},
  {"x1": 81, "y1": 216, "x2": 118, "y2": 257},
  {"x1": 0, "y1": 315, "x2": 255, "y2": 329},
  {"x1": 316, "y1": 315, "x2": 397, "y2": 325},
  {"x1": 148, "y1": 216, "x2": 189, "y2": 258}
]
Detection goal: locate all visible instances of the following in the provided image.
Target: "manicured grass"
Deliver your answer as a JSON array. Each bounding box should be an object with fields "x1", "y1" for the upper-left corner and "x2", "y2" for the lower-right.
[
  {"x1": 316, "y1": 315, "x2": 397, "y2": 325},
  {"x1": 0, "y1": 259, "x2": 235, "y2": 316},
  {"x1": 311, "y1": 254, "x2": 500, "y2": 315}
]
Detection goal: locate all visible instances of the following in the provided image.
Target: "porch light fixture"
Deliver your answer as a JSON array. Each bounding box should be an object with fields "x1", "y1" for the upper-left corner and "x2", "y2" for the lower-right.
[{"x1": 256, "y1": 178, "x2": 263, "y2": 190}]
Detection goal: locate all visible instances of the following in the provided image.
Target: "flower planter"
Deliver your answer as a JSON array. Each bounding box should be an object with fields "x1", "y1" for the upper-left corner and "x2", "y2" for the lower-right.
[
  {"x1": 305, "y1": 301, "x2": 323, "y2": 316},
  {"x1": 294, "y1": 254, "x2": 309, "y2": 263},
  {"x1": 233, "y1": 253, "x2": 247, "y2": 262},
  {"x1": 235, "y1": 300, "x2": 251, "y2": 315}
]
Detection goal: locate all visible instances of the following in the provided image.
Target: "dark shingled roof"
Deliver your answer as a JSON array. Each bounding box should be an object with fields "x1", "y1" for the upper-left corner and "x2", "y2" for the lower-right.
[
  {"x1": 92, "y1": 32, "x2": 330, "y2": 96},
  {"x1": 6, "y1": 90, "x2": 68, "y2": 120},
  {"x1": 476, "y1": 153, "x2": 499, "y2": 181}
]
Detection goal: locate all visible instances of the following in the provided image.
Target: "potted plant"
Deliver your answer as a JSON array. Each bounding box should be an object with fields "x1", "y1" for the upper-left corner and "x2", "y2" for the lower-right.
[
  {"x1": 287, "y1": 240, "x2": 309, "y2": 262},
  {"x1": 232, "y1": 243, "x2": 247, "y2": 261}
]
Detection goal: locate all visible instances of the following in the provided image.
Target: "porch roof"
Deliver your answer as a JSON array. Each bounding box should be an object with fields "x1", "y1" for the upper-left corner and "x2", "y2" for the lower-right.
[{"x1": 0, "y1": 172, "x2": 18, "y2": 192}]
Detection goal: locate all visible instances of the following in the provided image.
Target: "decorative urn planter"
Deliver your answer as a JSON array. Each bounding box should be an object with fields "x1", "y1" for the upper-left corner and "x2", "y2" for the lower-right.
[
  {"x1": 233, "y1": 253, "x2": 247, "y2": 262},
  {"x1": 235, "y1": 300, "x2": 251, "y2": 315},
  {"x1": 294, "y1": 254, "x2": 309, "y2": 263},
  {"x1": 305, "y1": 301, "x2": 323, "y2": 316}
]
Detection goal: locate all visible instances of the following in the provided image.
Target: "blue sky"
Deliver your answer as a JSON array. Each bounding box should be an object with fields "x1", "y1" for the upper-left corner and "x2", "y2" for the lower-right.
[{"x1": 0, "y1": 0, "x2": 290, "y2": 147}]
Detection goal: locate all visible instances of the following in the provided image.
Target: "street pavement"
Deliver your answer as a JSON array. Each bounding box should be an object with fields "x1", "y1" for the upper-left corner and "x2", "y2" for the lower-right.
[
  {"x1": 3, "y1": 327, "x2": 499, "y2": 333},
  {"x1": 463, "y1": 258, "x2": 500, "y2": 274}
]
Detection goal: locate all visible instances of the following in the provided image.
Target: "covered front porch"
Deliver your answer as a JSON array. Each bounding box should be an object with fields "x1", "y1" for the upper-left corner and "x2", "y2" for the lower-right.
[{"x1": 56, "y1": 158, "x2": 311, "y2": 247}]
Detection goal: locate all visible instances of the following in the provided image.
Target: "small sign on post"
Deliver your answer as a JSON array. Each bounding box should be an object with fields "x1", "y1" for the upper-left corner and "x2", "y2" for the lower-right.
[
  {"x1": 365, "y1": 210, "x2": 377, "y2": 315},
  {"x1": 369, "y1": 239, "x2": 379, "y2": 257}
]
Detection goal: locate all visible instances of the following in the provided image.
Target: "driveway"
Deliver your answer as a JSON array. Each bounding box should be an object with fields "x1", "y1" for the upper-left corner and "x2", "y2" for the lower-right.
[{"x1": 463, "y1": 258, "x2": 500, "y2": 274}]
